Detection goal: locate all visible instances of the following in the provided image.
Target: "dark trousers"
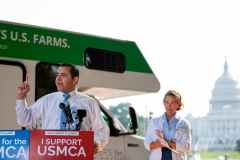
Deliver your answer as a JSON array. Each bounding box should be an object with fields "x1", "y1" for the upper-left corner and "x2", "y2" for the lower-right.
[{"x1": 162, "y1": 147, "x2": 172, "y2": 160}]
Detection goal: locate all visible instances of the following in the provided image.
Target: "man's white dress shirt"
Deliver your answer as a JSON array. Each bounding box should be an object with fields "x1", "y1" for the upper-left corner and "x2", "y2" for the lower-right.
[{"x1": 15, "y1": 89, "x2": 109, "y2": 150}]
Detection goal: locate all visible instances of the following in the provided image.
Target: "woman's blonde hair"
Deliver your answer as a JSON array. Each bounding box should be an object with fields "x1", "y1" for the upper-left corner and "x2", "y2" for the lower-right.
[{"x1": 163, "y1": 90, "x2": 184, "y2": 111}]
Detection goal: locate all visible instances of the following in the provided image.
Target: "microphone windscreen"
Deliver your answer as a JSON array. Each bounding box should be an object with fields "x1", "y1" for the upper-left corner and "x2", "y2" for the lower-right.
[
  {"x1": 59, "y1": 103, "x2": 65, "y2": 109},
  {"x1": 77, "y1": 109, "x2": 86, "y2": 117}
]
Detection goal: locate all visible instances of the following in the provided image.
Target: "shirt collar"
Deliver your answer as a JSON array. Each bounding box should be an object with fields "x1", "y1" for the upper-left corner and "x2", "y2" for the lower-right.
[
  {"x1": 60, "y1": 88, "x2": 78, "y2": 100},
  {"x1": 68, "y1": 88, "x2": 78, "y2": 98},
  {"x1": 162, "y1": 112, "x2": 180, "y2": 122}
]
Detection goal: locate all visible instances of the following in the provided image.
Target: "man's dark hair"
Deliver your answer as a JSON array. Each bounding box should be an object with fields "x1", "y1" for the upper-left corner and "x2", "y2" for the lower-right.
[{"x1": 59, "y1": 63, "x2": 79, "y2": 79}]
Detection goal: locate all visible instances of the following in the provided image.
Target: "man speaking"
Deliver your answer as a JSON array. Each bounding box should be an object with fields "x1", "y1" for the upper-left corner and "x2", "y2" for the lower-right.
[{"x1": 15, "y1": 63, "x2": 109, "y2": 154}]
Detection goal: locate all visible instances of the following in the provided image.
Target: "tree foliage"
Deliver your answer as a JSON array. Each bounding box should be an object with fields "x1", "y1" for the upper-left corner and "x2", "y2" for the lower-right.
[
  {"x1": 236, "y1": 139, "x2": 240, "y2": 152},
  {"x1": 109, "y1": 102, "x2": 146, "y2": 137}
]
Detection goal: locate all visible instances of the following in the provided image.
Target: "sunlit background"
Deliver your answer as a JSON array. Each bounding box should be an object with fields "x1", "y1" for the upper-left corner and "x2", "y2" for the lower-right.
[
  {"x1": 1, "y1": 1, "x2": 240, "y2": 159},
  {"x1": 1, "y1": 1, "x2": 240, "y2": 118}
]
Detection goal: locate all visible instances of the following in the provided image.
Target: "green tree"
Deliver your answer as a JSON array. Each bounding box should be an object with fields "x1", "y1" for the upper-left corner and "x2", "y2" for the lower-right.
[
  {"x1": 109, "y1": 102, "x2": 146, "y2": 137},
  {"x1": 109, "y1": 103, "x2": 131, "y2": 130},
  {"x1": 136, "y1": 116, "x2": 146, "y2": 137},
  {"x1": 236, "y1": 139, "x2": 240, "y2": 152}
]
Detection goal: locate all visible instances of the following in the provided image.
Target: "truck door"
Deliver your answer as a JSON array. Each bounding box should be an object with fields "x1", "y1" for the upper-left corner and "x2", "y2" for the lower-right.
[{"x1": 0, "y1": 60, "x2": 26, "y2": 129}]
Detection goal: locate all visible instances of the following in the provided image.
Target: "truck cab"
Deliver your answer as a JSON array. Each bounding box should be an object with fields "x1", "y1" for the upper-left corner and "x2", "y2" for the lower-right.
[{"x1": 94, "y1": 97, "x2": 151, "y2": 160}]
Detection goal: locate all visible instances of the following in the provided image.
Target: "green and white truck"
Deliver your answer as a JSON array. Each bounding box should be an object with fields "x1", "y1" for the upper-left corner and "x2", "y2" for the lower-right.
[{"x1": 0, "y1": 20, "x2": 160, "y2": 160}]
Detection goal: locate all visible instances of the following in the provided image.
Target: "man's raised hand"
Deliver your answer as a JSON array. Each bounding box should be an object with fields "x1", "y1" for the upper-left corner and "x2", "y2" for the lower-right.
[{"x1": 17, "y1": 74, "x2": 30, "y2": 99}]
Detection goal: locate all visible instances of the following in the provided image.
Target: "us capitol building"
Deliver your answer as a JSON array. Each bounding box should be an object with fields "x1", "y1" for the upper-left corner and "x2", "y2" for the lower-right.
[{"x1": 185, "y1": 60, "x2": 240, "y2": 151}]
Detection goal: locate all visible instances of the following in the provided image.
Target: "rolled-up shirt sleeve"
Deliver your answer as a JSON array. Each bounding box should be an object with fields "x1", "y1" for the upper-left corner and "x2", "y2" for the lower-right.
[
  {"x1": 89, "y1": 99, "x2": 109, "y2": 151},
  {"x1": 15, "y1": 98, "x2": 41, "y2": 128}
]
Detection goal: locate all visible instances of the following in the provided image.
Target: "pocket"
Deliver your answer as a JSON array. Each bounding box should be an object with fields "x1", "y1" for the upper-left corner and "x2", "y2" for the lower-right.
[
  {"x1": 175, "y1": 126, "x2": 187, "y2": 140},
  {"x1": 177, "y1": 126, "x2": 187, "y2": 133}
]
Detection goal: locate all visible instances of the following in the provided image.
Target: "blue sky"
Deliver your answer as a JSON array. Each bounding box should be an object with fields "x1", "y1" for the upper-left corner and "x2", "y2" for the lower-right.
[{"x1": 1, "y1": 0, "x2": 240, "y2": 118}]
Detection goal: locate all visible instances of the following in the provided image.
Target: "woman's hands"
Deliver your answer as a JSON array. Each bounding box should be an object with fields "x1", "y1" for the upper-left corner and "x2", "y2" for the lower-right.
[
  {"x1": 156, "y1": 130, "x2": 164, "y2": 138},
  {"x1": 150, "y1": 130, "x2": 164, "y2": 150}
]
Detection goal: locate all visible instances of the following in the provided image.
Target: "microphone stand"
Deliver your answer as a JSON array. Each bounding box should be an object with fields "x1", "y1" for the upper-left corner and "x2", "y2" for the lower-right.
[
  {"x1": 66, "y1": 119, "x2": 71, "y2": 130},
  {"x1": 62, "y1": 115, "x2": 72, "y2": 130},
  {"x1": 75, "y1": 116, "x2": 84, "y2": 130},
  {"x1": 75, "y1": 109, "x2": 86, "y2": 130}
]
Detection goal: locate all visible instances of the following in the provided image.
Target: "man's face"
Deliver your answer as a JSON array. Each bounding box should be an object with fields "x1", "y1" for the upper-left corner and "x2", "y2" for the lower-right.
[{"x1": 55, "y1": 66, "x2": 78, "y2": 93}]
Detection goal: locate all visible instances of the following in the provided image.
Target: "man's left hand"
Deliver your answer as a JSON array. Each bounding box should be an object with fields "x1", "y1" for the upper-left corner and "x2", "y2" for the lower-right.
[{"x1": 94, "y1": 141, "x2": 99, "y2": 154}]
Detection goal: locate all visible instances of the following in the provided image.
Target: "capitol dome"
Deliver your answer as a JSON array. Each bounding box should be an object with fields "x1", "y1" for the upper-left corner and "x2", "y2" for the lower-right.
[
  {"x1": 209, "y1": 59, "x2": 240, "y2": 111},
  {"x1": 214, "y1": 61, "x2": 239, "y2": 88},
  {"x1": 186, "y1": 58, "x2": 240, "y2": 152}
]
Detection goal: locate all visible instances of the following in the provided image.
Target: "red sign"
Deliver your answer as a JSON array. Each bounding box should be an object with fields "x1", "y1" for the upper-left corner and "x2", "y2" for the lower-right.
[{"x1": 30, "y1": 130, "x2": 93, "y2": 160}]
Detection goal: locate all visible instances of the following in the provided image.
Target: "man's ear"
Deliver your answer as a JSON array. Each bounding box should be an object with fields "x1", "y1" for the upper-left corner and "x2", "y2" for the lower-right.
[{"x1": 73, "y1": 76, "x2": 79, "y2": 85}]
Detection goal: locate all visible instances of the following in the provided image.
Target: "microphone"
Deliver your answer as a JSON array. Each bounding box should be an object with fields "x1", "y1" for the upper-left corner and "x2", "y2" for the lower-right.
[
  {"x1": 77, "y1": 109, "x2": 87, "y2": 118},
  {"x1": 59, "y1": 102, "x2": 67, "y2": 117},
  {"x1": 76, "y1": 109, "x2": 86, "y2": 130},
  {"x1": 65, "y1": 104, "x2": 74, "y2": 124},
  {"x1": 59, "y1": 103, "x2": 74, "y2": 124}
]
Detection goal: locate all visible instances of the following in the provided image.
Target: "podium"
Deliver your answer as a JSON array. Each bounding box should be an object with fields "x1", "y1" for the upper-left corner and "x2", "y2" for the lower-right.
[{"x1": 0, "y1": 130, "x2": 94, "y2": 160}]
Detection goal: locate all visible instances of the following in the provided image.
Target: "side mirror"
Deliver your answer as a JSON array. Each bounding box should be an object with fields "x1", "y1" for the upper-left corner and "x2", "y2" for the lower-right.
[
  {"x1": 118, "y1": 106, "x2": 139, "y2": 136},
  {"x1": 129, "y1": 107, "x2": 138, "y2": 134}
]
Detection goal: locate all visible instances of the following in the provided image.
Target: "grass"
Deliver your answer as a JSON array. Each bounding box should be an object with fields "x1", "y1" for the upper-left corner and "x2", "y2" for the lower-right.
[{"x1": 195, "y1": 151, "x2": 240, "y2": 159}]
